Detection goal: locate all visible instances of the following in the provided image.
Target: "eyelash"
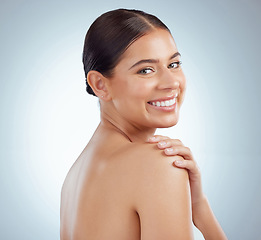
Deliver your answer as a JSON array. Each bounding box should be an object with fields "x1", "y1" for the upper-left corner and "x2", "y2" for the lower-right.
[
  {"x1": 137, "y1": 61, "x2": 182, "y2": 75},
  {"x1": 168, "y1": 61, "x2": 182, "y2": 69}
]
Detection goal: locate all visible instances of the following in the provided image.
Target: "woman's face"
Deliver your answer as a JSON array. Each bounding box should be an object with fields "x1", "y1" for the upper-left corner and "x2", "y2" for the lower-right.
[{"x1": 106, "y1": 28, "x2": 186, "y2": 129}]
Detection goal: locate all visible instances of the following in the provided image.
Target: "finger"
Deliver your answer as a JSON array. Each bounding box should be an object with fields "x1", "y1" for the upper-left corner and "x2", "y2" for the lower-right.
[
  {"x1": 164, "y1": 146, "x2": 194, "y2": 160},
  {"x1": 147, "y1": 135, "x2": 170, "y2": 142},
  {"x1": 173, "y1": 159, "x2": 199, "y2": 174},
  {"x1": 157, "y1": 139, "x2": 184, "y2": 149}
]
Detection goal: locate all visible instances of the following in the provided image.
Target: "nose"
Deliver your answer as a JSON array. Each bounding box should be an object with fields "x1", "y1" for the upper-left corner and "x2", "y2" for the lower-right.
[{"x1": 157, "y1": 68, "x2": 180, "y2": 91}]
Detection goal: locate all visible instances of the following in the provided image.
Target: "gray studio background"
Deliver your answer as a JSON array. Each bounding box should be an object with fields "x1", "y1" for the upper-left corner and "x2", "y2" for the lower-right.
[{"x1": 1, "y1": 0, "x2": 260, "y2": 239}]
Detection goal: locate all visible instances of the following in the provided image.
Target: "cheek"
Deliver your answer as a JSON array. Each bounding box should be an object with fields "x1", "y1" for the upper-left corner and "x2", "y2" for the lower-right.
[
  {"x1": 178, "y1": 72, "x2": 187, "y2": 104},
  {"x1": 119, "y1": 78, "x2": 155, "y2": 101},
  {"x1": 129, "y1": 79, "x2": 156, "y2": 99},
  {"x1": 180, "y1": 78, "x2": 186, "y2": 94}
]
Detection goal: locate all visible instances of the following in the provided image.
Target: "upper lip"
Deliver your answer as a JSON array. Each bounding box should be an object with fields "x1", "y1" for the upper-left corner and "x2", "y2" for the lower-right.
[{"x1": 148, "y1": 93, "x2": 178, "y2": 103}]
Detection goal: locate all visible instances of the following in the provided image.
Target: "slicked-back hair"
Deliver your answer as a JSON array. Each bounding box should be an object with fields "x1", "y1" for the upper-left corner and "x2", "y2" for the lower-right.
[{"x1": 82, "y1": 8, "x2": 170, "y2": 96}]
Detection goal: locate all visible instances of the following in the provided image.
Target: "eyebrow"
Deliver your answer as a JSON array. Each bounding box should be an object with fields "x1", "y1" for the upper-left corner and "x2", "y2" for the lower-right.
[{"x1": 128, "y1": 52, "x2": 181, "y2": 70}]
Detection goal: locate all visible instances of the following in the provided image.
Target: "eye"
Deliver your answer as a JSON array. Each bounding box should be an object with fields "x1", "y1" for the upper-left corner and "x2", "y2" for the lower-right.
[
  {"x1": 137, "y1": 67, "x2": 154, "y2": 75},
  {"x1": 168, "y1": 61, "x2": 182, "y2": 69}
]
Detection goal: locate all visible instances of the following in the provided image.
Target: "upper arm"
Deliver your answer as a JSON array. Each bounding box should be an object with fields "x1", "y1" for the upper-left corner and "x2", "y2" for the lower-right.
[{"x1": 134, "y1": 153, "x2": 194, "y2": 240}]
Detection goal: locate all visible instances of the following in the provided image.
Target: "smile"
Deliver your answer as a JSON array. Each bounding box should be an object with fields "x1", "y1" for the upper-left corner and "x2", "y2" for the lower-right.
[{"x1": 148, "y1": 97, "x2": 176, "y2": 107}]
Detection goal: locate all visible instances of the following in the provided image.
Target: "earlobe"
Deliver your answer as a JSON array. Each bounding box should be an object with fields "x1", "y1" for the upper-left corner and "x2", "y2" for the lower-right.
[{"x1": 87, "y1": 71, "x2": 111, "y2": 100}]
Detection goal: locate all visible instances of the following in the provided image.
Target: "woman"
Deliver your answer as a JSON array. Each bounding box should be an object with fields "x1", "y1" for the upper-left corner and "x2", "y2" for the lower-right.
[{"x1": 60, "y1": 9, "x2": 227, "y2": 240}]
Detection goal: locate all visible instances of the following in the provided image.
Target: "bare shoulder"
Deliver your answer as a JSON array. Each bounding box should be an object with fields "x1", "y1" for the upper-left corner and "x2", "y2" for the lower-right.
[
  {"x1": 123, "y1": 142, "x2": 190, "y2": 200},
  {"x1": 115, "y1": 142, "x2": 189, "y2": 184},
  {"x1": 107, "y1": 142, "x2": 189, "y2": 196},
  {"x1": 112, "y1": 142, "x2": 189, "y2": 186},
  {"x1": 118, "y1": 143, "x2": 193, "y2": 240}
]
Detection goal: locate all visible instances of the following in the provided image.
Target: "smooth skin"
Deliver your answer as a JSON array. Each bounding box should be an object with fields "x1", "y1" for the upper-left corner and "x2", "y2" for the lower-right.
[
  {"x1": 60, "y1": 28, "x2": 227, "y2": 240},
  {"x1": 61, "y1": 135, "x2": 193, "y2": 240},
  {"x1": 148, "y1": 135, "x2": 228, "y2": 239}
]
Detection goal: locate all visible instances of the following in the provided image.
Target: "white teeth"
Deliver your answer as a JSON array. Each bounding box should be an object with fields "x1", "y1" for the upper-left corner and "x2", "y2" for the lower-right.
[{"x1": 150, "y1": 98, "x2": 176, "y2": 107}]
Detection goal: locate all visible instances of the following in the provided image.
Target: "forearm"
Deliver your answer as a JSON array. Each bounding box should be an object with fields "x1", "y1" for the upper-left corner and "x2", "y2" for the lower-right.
[{"x1": 192, "y1": 196, "x2": 227, "y2": 240}]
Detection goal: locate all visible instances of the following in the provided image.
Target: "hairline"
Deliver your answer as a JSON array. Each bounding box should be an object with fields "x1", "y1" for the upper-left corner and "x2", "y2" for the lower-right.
[{"x1": 108, "y1": 27, "x2": 171, "y2": 78}]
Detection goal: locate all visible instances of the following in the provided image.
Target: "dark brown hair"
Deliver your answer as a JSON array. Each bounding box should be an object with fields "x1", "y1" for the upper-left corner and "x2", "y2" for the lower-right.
[{"x1": 82, "y1": 8, "x2": 170, "y2": 96}]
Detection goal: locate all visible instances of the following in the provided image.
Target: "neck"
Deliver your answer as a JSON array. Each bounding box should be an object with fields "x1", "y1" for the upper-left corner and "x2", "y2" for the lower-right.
[{"x1": 99, "y1": 111, "x2": 156, "y2": 143}]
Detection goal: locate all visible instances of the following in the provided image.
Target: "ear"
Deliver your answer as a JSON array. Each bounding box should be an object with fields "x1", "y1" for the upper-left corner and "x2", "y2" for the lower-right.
[{"x1": 86, "y1": 71, "x2": 111, "y2": 100}]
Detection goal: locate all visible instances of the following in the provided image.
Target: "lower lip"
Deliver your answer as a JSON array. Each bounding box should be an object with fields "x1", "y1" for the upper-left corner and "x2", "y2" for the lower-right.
[{"x1": 148, "y1": 102, "x2": 177, "y2": 112}]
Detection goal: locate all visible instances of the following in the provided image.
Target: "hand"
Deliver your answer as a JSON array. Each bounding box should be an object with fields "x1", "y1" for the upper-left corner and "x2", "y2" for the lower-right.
[
  {"x1": 147, "y1": 135, "x2": 228, "y2": 239},
  {"x1": 147, "y1": 135, "x2": 205, "y2": 206}
]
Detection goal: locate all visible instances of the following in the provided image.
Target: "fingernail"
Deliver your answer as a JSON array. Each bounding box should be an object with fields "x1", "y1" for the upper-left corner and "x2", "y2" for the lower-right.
[
  {"x1": 175, "y1": 160, "x2": 183, "y2": 166},
  {"x1": 165, "y1": 148, "x2": 173, "y2": 153},
  {"x1": 158, "y1": 141, "x2": 166, "y2": 147},
  {"x1": 148, "y1": 136, "x2": 157, "y2": 142}
]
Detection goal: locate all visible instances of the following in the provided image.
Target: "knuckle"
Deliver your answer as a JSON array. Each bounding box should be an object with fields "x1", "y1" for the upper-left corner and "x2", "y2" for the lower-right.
[
  {"x1": 185, "y1": 146, "x2": 190, "y2": 151},
  {"x1": 174, "y1": 139, "x2": 184, "y2": 145}
]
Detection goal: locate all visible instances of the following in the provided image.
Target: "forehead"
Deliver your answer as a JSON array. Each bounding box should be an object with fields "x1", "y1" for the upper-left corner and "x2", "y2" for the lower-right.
[{"x1": 118, "y1": 29, "x2": 178, "y2": 66}]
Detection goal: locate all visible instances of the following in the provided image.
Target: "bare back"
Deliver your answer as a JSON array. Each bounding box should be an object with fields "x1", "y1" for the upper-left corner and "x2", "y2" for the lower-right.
[
  {"x1": 60, "y1": 130, "x2": 143, "y2": 239},
  {"x1": 60, "y1": 128, "x2": 192, "y2": 240}
]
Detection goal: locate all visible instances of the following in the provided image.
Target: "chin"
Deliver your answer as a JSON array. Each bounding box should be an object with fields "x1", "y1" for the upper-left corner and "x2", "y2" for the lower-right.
[
  {"x1": 157, "y1": 122, "x2": 178, "y2": 128},
  {"x1": 154, "y1": 116, "x2": 179, "y2": 128}
]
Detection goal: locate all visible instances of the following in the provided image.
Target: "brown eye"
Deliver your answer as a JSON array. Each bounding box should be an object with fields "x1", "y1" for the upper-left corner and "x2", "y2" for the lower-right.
[
  {"x1": 138, "y1": 68, "x2": 153, "y2": 75},
  {"x1": 168, "y1": 61, "x2": 182, "y2": 69}
]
